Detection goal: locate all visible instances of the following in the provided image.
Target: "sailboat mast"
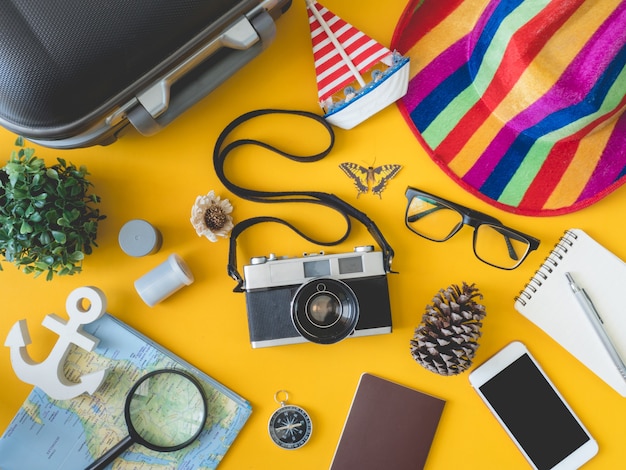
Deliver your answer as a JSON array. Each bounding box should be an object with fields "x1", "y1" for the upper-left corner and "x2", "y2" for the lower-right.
[{"x1": 306, "y1": 0, "x2": 366, "y2": 88}]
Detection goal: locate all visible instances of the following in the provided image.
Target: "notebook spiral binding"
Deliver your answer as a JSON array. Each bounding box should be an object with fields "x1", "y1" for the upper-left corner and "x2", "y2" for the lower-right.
[{"x1": 514, "y1": 229, "x2": 578, "y2": 306}]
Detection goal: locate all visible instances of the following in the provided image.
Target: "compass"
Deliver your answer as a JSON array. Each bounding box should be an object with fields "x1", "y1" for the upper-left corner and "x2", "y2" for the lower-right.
[{"x1": 268, "y1": 390, "x2": 312, "y2": 449}]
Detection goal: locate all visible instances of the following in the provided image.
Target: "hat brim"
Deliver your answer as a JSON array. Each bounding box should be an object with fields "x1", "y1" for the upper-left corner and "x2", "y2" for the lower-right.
[{"x1": 392, "y1": 0, "x2": 626, "y2": 216}]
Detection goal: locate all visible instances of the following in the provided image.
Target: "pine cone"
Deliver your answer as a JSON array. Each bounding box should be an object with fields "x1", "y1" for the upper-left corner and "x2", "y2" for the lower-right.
[{"x1": 410, "y1": 282, "x2": 486, "y2": 376}]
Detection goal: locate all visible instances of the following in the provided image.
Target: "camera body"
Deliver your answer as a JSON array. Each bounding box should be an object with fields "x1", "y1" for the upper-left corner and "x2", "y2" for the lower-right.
[{"x1": 242, "y1": 246, "x2": 392, "y2": 348}]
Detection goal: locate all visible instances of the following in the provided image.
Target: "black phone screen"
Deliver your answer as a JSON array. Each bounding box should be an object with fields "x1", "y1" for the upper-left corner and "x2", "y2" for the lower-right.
[{"x1": 479, "y1": 353, "x2": 590, "y2": 470}]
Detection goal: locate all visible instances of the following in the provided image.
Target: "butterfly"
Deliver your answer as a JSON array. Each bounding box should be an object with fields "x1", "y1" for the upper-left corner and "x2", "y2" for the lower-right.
[{"x1": 339, "y1": 162, "x2": 402, "y2": 198}]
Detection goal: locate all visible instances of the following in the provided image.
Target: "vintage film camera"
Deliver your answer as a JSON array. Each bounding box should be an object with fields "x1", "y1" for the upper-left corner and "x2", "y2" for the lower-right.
[{"x1": 242, "y1": 246, "x2": 392, "y2": 348}]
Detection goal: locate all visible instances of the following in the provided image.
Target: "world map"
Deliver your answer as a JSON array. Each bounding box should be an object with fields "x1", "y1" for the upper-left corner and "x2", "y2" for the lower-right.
[{"x1": 0, "y1": 314, "x2": 252, "y2": 469}]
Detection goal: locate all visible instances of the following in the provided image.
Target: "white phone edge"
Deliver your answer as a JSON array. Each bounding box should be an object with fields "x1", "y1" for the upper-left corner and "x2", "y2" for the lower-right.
[{"x1": 468, "y1": 341, "x2": 598, "y2": 470}]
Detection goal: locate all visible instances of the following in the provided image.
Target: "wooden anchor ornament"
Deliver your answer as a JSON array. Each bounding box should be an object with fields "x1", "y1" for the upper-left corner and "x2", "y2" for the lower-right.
[{"x1": 4, "y1": 286, "x2": 109, "y2": 400}]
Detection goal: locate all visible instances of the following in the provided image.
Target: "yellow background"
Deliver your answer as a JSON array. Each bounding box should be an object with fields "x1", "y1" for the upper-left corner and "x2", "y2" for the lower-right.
[{"x1": 1, "y1": 1, "x2": 626, "y2": 468}]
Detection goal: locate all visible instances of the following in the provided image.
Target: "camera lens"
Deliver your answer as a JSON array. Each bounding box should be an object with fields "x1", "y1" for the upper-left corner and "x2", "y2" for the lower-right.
[
  {"x1": 291, "y1": 278, "x2": 359, "y2": 344},
  {"x1": 307, "y1": 292, "x2": 342, "y2": 327}
]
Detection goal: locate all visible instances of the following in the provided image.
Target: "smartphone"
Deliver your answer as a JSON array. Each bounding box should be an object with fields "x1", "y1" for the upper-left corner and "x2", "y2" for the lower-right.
[{"x1": 469, "y1": 341, "x2": 598, "y2": 470}]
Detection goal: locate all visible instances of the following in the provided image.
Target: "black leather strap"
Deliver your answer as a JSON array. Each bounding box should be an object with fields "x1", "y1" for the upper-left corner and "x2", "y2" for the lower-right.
[{"x1": 213, "y1": 109, "x2": 395, "y2": 292}]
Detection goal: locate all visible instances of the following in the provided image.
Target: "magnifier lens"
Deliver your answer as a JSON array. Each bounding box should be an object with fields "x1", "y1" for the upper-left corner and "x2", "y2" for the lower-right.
[
  {"x1": 86, "y1": 369, "x2": 207, "y2": 470},
  {"x1": 127, "y1": 370, "x2": 206, "y2": 450}
]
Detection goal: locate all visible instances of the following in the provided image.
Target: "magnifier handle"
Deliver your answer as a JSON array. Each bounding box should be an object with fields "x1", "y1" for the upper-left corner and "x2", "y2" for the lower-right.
[{"x1": 84, "y1": 434, "x2": 134, "y2": 470}]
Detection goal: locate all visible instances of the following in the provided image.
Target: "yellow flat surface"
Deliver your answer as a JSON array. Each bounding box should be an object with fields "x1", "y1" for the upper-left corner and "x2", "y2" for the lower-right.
[{"x1": 2, "y1": 1, "x2": 626, "y2": 468}]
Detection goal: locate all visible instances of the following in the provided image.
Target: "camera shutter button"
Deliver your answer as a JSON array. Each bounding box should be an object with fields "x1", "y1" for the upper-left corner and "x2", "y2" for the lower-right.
[
  {"x1": 354, "y1": 245, "x2": 374, "y2": 253},
  {"x1": 250, "y1": 253, "x2": 279, "y2": 264}
]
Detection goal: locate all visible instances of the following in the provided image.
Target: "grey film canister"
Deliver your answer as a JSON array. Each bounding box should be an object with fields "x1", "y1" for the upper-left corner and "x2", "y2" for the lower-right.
[
  {"x1": 134, "y1": 254, "x2": 194, "y2": 306},
  {"x1": 119, "y1": 219, "x2": 162, "y2": 257}
]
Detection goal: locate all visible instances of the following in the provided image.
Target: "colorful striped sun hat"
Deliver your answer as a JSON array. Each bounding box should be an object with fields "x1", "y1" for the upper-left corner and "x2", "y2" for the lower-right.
[{"x1": 391, "y1": 0, "x2": 626, "y2": 216}]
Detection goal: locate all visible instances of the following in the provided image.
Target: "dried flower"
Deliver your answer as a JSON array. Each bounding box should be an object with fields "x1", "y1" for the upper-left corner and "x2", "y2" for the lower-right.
[{"x1": 190, "y1": 190, "x2": 234, "y2": 242}]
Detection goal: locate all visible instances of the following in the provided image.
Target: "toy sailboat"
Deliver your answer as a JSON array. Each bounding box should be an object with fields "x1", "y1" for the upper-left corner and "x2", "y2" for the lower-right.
[{"x1": 306, "y1": 0, "x2": 410, "y2": 129}]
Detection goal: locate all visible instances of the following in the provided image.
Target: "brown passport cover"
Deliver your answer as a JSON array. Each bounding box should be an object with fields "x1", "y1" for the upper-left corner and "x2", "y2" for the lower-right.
[{"x1": 329, "y1": 373, "x2": 445, "y2": 470}]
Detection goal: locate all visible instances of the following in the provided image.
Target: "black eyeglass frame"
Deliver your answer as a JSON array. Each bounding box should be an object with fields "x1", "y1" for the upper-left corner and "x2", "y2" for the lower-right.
[{"x1": 404, "y1": 187, "x2": 540, "y2": 270}]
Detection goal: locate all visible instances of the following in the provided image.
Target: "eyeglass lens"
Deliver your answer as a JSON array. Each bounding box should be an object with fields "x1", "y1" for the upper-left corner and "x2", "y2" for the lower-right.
[
  {"x1": 406, "y1": 194, "x2": 531, "y2": 269},
  {"x1": 473, "y1": 224, "x2": 530, "y2": 269}
]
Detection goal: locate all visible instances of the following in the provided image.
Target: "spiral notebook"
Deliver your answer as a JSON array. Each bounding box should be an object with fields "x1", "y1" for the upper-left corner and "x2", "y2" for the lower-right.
[{"x1": 515, "y1": 228, "x2": 626, "y2": 397}]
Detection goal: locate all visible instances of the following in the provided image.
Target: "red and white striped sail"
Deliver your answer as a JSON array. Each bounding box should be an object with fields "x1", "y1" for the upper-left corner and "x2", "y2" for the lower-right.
[{"x1": 306, "y1": 0, "x2": 393, "y2": 103}]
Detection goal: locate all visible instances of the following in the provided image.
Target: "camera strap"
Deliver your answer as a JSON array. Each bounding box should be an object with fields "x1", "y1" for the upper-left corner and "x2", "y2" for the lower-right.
[{"x1": 213, "y1": 109, "x2": 395, "y2": 292}]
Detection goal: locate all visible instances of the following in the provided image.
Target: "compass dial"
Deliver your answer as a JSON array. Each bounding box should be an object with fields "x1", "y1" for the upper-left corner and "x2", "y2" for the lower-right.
[{"x1": 268, "y1": 405, "x2": 312, "y2": 449}]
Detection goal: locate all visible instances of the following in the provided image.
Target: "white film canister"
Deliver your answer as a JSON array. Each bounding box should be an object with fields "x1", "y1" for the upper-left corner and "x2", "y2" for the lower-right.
[
  {"x1": 119, "y1": 219, "x2": 162, "y2": 257},
  {"x1": 134, "y1": 254, "x2": 194, "y2": 307}
]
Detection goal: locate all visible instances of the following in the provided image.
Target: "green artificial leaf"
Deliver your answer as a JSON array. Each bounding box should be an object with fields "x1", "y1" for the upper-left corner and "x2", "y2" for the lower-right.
[
  {"x1": 28, "y1": 212, "x2": 42, "y2": 223},
  {"x1": 23, "y1": 148, "x2": 35, "y2": 160},
  {"x1": 68, "y1": 251, "x2": 84, "y2": 262},
  {"x1": 34, "y1": 261, "x2": 50, "y2": 271},
  {"x1": 19, "y1": 221, "x2": 33, "y2": 234},
  {"x1": 57, "y1": 267, "x2": 71, "y2": 276},
  {"x1": 39, "y1": 232, "x2": 51, "y2": 245},
  {"x1": 45, "y1": 210, "x2": 57, "y2": 224},
  {"x1": 17, "y1": 256, "x2": 34, "y2": 266},
  {"x1": 56, "y1": 217, "x2": 70, "y2": 228},
  {"x1": 11, "y1": 189, "x2": 28, "y2": 200},
  {"x1": 46, "y1": 168, "x2": 59, "y2": 181},
  {"x1": 51, "y1": 230, "x2": 67, "y2": 244},
  {"x1": 67, "y1": 209, "x2": 80, "y2": 222}
]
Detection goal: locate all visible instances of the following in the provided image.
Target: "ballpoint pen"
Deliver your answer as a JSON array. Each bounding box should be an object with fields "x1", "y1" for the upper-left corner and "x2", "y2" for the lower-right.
[{"x1": 565, "y1": 272, "x2": 626, "y2": 382}]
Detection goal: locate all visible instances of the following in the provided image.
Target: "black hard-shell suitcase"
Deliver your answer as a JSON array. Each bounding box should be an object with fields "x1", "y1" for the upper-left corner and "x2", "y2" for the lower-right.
[{"x1": 0, "y1": 0, "x2": 292, "y2": 148}]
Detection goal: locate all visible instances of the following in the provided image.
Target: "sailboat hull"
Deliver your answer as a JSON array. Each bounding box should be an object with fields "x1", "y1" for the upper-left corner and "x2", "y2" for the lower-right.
[{"x1": 324, "y1": 59, "x2": 410, "y2": 130}]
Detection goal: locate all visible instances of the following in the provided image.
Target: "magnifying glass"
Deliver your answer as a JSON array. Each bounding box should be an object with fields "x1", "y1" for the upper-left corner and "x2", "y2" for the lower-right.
[{"x1": 85, "y1": 368, "x2": 207, "y2": 470}]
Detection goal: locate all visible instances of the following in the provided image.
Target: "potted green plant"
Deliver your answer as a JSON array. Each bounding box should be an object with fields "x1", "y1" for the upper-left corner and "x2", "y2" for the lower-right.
[{"x1": 0, "y1": 138, "x2": 105, "y2": 280}]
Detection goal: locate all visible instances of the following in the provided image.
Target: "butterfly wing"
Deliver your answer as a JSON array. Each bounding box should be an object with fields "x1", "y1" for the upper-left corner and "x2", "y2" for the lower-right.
[
  {"x1": 339, "y1": 162, "x2": 370, "y2": 197},
  {"x1": 370, "y1": 164, "x2": 402, "y2": 198}
]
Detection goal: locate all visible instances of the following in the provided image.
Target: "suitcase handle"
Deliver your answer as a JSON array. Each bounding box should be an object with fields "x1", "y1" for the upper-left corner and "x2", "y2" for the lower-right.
[{"x1": 128, "y1": 9, "x2": 275, "y2": 135}]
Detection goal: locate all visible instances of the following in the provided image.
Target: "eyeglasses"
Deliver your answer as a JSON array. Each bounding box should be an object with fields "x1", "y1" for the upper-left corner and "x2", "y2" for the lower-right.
[{"x1": 404, "y1": 187, "x2": 540, "y2": 270}]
